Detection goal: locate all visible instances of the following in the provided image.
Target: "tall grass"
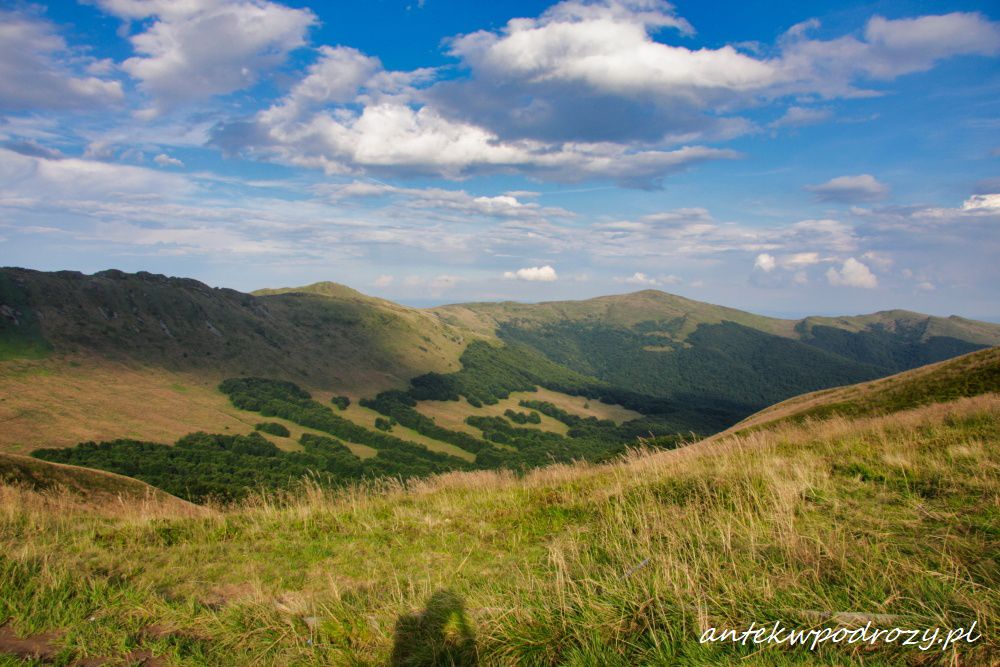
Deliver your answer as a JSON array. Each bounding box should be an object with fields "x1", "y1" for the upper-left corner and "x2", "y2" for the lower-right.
[{"x1": 1, "y1": 395, "x2": 997, "y2": 665}]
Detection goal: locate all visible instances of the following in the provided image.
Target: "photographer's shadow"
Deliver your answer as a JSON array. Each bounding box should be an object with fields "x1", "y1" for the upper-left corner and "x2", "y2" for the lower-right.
[{"x1": 390, "y1": 589, "x2": 478, "y2": 666}]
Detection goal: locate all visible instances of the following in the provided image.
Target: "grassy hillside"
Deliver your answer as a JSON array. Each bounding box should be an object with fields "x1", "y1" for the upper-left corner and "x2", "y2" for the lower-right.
[
  {"x1": 441, "y1": 293, "x2": 1000, "y2": 417},
  {"x1": 1, "y1": 352, "x2": 997, "y2": 664},
  {"x1": 4, "y1": 267, "x2": 1000, "y2": 465},
  {"x1": 0, "y1": 268, "x2": 469, "y2": 395},
  {"x1": 726, "y1": 346, "x2": 1000, "y2": 434},
  {"x1": 0, "y1": 452, "x2": 200, "y2": 514}
]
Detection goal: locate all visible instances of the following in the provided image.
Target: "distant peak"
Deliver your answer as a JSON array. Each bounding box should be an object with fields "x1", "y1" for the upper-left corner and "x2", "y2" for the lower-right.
[{"x1": 252, "y1": 281, "x2": 369, "y2": 300}]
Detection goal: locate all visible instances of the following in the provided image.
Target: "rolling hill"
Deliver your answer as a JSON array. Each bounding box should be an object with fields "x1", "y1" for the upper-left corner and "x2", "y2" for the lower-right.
[
  {"x1": 441, "y1": 290, "x2": 1000, "y2": 414},
  {"x1": 1, "y1": 343, "x2": 996, "y2": 664},
  {"x1": 3, "y1": 267, "x2": 1000, "y2": 478},
  {"x1": 0, "y1": 452, "x2": 202, "y2": 515}
]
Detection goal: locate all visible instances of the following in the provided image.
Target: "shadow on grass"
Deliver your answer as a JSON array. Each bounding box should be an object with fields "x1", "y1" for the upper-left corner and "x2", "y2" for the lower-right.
[{"x1": 390, "y1": 589, "x2": 478, "y2": 666}]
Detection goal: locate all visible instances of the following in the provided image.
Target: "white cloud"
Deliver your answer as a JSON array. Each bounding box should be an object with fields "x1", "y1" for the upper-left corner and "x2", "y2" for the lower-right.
[
  {"x1": 244, "y1": 94, "x2": 739, "y2": 185},
  {"x1": 770, "y1": 106, "x2": 830, "y2": 128},
  {"x1": 780, "y1": 251, "x2": 821, "y2": 268},
  {"x1": 753, "y1": 253, "x2": 777, "y2": 272},
  {"x1": 616, "y1": 271, "x2": 680, "y2": 286},
  {"x1": 320, "y1": 180, "x2": 573, "y2": 219},
  {"x1": 0, "y1": 10, "x2": 124, "y2": 112},
  {"x1": 752, "y1": 250, "x2": 824, "y2": 286},
  {"x1": 449, "y1": 0, "x2": 773, "y2": 101},
  {"x1": 208, "y1": 4, "x2": 999, "y2": 185},
  {"x1": 807, "y1": 174, "x2": 889, "y2": 203},
  {"x1": 153, "y1": 153, "x2": 184, "y2": 167},
  {"x1": 861, "y1": 250, "x2": 893, "y2": 270},
  {"x1": 826, "y1": 257, "x2": 878, "y2": 288},
  {"x1": 0, "y1": 148, "x2": 191, "y2": 199},
  {"x1": 503, "y1": 265, "x2": 558, "y2": 281},
  {"x1": 373, "y1": 274, "x2": 394, "y2": 287},
  {"x1": 962, "y1": 193, "x2": 1000, "y2": 211},
  {"x1": 778, "y1": 12, "x2": 1000, "y2": 97},
  {"x1": 96, "y1": 0, "x2": 315, "y2": 114}
]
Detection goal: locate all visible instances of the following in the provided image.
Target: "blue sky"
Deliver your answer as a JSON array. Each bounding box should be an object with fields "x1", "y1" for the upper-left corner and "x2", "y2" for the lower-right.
[{"x1": 1, "y1": 0, "x2": 998, "y2": 318}]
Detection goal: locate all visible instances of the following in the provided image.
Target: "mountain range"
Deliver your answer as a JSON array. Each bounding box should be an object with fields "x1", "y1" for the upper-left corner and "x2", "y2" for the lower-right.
[{"x1": 3, "y1": 267, "x2": 999, "y2": 449}]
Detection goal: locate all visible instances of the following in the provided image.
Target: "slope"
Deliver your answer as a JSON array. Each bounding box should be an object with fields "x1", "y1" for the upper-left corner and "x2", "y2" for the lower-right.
[
  {"x1": 0, "y1": 268, "x2": 469, "y2": 395},
  {"x1": 1, "y1": 346, "x2": 997, "y2": 664},
  {"x1": 0, "y1": 452, "x2": 200, "y2": 514},
  {"x1": 439, "y1": 290, "x2": 1000, "y2": 415},
  {"x1": 4, "y1": 267, "x2": 1000, "y2": 454},
  {"x1": 722, "y1": 345, "x2": 1000, "y2": 434}
]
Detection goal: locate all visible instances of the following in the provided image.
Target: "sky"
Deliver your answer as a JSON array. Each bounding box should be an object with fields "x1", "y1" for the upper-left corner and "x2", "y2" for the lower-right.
[{"x1": 0, "y1": 0, "x2": 998, "y2": 319}]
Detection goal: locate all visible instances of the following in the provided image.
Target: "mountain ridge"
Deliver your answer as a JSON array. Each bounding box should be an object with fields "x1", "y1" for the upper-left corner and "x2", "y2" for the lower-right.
[{"x1": 2, "y1": 266, "x2": 998, "y2": 443}]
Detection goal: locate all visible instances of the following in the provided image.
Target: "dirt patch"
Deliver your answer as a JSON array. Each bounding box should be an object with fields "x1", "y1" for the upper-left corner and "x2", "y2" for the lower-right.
[{"x1": 0, "y1": 622, "x2": 62, "y2": 661}]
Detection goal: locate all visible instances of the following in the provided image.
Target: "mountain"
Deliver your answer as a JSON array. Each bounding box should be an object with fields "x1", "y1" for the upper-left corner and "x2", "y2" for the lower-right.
[
  {"x1": 0, "y1": 268, "x2": 469, "y2": 394},
  {"x1": 438, "y1": 290, "x2": 1000, "y2": 415},
  {"x1": 2, "y1": 266, "x2": 999, "y2": 459},
  {"x1": 3, "y1": 345, "x2": 997, "y2": 664}
]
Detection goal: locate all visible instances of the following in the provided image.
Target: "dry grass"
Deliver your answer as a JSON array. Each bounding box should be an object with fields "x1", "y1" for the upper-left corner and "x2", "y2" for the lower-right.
[
  {"x1": 0, "y1": 357, "x2": 263, "y2": 454},
  {"x1": 1, "y1": 394, "x2": 996, "y2": 664},
  {"x1": 312, "y1": 394, "x2": 477, "y2": 462},
  {"x1": 416, "y1": 394, "x2": 570, "y2": 436}
]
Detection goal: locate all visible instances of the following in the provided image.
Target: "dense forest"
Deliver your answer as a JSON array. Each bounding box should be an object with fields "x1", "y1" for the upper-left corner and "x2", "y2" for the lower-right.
[{"x1": 33, "y1": 430, "x2": 470, "y2": 503}]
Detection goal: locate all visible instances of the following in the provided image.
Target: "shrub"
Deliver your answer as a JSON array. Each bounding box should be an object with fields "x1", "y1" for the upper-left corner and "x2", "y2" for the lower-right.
[{"x1": 255, "y1": 422, "x2": 290, "y2": 437}]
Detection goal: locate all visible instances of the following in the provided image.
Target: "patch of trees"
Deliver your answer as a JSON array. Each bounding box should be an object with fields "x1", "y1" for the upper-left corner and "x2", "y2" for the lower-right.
[
  {"x1": 34, "y1": 432, "x2": 320, "y2": 502},
  {"x1": 331, "y1": 395, "x2": 351, "y2": 410},
  {"x1": 255, "y1": 422, "x2": 290, "y2": 437},
  {"x1": 518, "y1": 400, "x2": 612, "y2": 429},
  {"x1": 504, "y1": 409, "x2": 540, "y2": 425},
  {"x1": 219, "y1": 378, "x2": 469, "y2": 474},
  {"x1": 360, "y1": 391, "x2": 492, "y2": 454},
  {"x1": 359, "y1": 340, "x2": 696, "y2": 466},
  {"x1": 32, "y1": 428, "x2": 473, "y2": 504},
  {"x1": 219, "y1": 377, "x2": 471, "y2": 469}
]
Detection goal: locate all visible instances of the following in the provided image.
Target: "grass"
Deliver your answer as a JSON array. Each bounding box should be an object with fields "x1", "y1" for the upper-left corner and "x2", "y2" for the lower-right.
[
  {"x1": 1, "y1": 390, "x2": 996, "y2": 664},
  {"x1": 416, "y1": 395, "x2": 571, "y2": 437},
  {"x1": 730, "y1": 347, "x2": 1000, "y2": 435},
  {"x1": 0, "y1": 357, "x2": 264, "y2": 456}
]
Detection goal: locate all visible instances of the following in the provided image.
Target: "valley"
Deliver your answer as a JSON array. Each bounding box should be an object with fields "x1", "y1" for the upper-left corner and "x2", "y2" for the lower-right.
[
  {"x1": 1, "y1": 345, "x2": 997, "y2": 664},
  {"x1": 3, "y1": 267, "x2": 1000, "y2": 503}
]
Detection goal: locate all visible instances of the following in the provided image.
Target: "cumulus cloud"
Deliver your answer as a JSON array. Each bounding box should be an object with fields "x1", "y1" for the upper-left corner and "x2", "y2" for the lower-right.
[
  {"x1": 807, "y1": 174, "x2": 889, "y2": 203},
  {"x1": 206, "y1": 3, "x2": 999, "y2": 185},
  {"x1": 224, "y1": 89, "x2": 740, "y2": 185},
  {"x1": 0, "y1": 10, "x2": 124, "y2": 112},
  {"x1": 962, "y1": 193, "x2": 1000, "y2": 211},
  {"x1": 753, "y1": 253, "x2": 777, "y2": 272},
  {"x1": 826, "y1": 257, "x2": 878, "y2": 288},
  {"x1": 373, "y1": 274, "x2": 394, "y2": 287},
  {"x1": 95, "y1": 0, "x2": 315, "y2": 114},
  {"x1": 436, "y1": 5, "x2": 1000, "y2": 142},
  {"x1": 503, "y1": 265, "x2": 558, "y2": 281},
  {"x1": 153, "y1": 153, "x2": 184, "y2": 167},
  {"x1": 777, "y1": 12, "x2": 1000, "y2": 98}
]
